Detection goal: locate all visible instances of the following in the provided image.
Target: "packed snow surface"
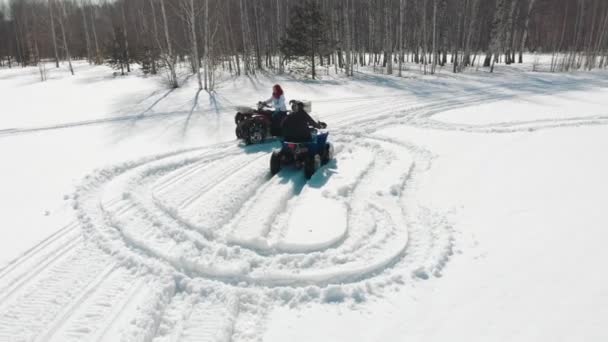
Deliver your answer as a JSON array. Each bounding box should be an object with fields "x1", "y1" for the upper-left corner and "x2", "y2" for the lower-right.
[{"x1": 1, "y1": 60, "x2": 608, "y2": 341}]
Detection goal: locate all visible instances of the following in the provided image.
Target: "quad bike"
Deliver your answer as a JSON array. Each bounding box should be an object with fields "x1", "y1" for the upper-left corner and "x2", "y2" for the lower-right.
[
  {"x1": 269, "y1": 123, "x2": 334, "y2": 180},
  {"x1": 234, "y1": 102, "x2": 277, "y2": 145},
  {"x1": 234, "y1": 100, "x2": 312, "y2": 145}
]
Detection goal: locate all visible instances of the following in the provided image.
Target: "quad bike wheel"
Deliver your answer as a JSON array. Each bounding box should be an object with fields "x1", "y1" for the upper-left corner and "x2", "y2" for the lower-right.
[
  {"x1": 247, "y1": 121, "x2": 266, "y2": 145},
  {"x1": 270, "y1": 151, "x2": 282, "y2": 175},
  {"x1": 304, "y1": 154, "x2": 321, "y2": 179},
  {"x1": 321, "y1": 144, "x2": 334, "y2": 165},
  {"x1": 235, "y1": 113, "x2": 244, "y2": 125},
  {"x1": 236, "y1": 120, "x2": 249, "y2": 139}
]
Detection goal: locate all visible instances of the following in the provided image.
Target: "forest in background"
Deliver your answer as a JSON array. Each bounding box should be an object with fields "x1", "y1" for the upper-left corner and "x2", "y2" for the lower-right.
[{"x1": 0, "y1": 0, "x2": 607, "y2": 89}]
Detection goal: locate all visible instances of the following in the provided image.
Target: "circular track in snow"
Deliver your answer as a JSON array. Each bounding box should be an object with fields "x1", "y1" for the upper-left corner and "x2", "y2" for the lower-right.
[{"x1": 74, "y1": 136, "x2": 454, "y2": 295}]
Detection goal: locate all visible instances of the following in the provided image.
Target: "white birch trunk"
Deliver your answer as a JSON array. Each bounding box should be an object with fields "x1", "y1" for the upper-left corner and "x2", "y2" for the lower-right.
[
  {"x1": 48, "y1": 0, "x2": 60, "y2": 68},
  {"x1": 121, "y1": 2, "x2": 130, "y2": 73},
  {"x1": 519, "y1": 0, "x2": 536, "y2": 63},
  {"x1": 80, "y1": 0, "x2": 92, "y2": 64},
  {"x1": 57, "y1": 1, "x2": 73, "y2": 75},
  {"x1": 431, "y1": 0, "x2": 437, "y2": 74},
  {"x1": 90, "y1": 2, "x2": 101, "y2": 65},
  {"x1": 188, "y1": 0, "x2": 202, "y2": 90},
  {"x1": 398, "y1": 0, "x2": 405, "y2": 76},
  {"x1": 160, "y1": 0, "x2": 178, "y2": 87}
]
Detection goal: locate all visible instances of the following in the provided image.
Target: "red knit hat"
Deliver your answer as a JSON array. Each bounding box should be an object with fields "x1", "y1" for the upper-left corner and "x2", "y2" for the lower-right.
[{"x1": 272, "y1": 84, "x2": 284, "y2": 99}]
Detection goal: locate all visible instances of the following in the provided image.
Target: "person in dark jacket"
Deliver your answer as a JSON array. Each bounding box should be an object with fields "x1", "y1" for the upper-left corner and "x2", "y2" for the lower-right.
[{"x1": 281, "y1": 101, "x2": 321, "y2": 142}]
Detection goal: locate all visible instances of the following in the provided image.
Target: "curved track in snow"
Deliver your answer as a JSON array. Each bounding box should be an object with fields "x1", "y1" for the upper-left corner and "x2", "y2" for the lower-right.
[{"x1": 3, "y1": 85, "x2": 608, "y2": 341}]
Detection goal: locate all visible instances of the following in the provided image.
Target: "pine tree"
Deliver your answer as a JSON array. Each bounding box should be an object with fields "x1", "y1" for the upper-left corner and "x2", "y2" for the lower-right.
[
  {"x1": 139, "y1": 47, "x2": 154, "y2": 75},
  {"x1": 106, "y1": 27, "x2": 129, "y2": 75},
  {"x1": 280, "y1": 0, "x2": 333, "y2": 79}
]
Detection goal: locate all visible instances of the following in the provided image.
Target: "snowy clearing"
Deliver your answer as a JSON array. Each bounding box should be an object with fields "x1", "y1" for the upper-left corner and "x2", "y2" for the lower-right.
[{"x1": 1, "y1": 61, "x2": 608, "y2": 342}]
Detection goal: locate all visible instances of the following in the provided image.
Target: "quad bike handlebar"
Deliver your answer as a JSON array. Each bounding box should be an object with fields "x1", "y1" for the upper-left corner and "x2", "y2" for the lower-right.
[
  {"x1": 307, "y1": 121, "x2": 326, "y2": 130},
  {"x1": 257, "y1": 101, "x2": 271, "y2": 110}
]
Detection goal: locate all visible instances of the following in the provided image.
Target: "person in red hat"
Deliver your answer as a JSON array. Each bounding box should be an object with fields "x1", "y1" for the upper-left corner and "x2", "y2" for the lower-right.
[
  {"x1": 263, "y1": 84, "x2": 287, "y2": 114},
  {"x1": 263, "y1": 84, "x2": 288, "y2": 135}
]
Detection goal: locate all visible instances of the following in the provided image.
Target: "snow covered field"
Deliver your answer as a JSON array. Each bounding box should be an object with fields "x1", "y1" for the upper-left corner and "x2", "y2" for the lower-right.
[{"x1": 1, "y1": 60, "x2": 608, "y2": 341}]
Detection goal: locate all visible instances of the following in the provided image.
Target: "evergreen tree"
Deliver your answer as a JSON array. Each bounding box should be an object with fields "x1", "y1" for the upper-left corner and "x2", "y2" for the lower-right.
[
  {"x1": 136, "y1": 46, "x2": 157, "y2": 75},
  {"x1": 280, "y1": 0, "x2": 333, "y2": 79},
  {"x1": 105, "y1": 27, "x2": 129, "y2": 76}
]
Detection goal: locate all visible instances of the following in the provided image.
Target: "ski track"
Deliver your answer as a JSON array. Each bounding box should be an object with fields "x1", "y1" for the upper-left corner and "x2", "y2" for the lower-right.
[{"x1": 4, "y1": 81, "x2": 608, "y2": 341}]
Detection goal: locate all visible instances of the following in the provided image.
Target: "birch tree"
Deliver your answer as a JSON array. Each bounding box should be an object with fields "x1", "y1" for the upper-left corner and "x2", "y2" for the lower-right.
[
  {"x1": 518, "y1": 0, "x2": 536, "y2": 63},
  {"x1": 57, "y1": 0, "x2": 73, "y2": 75},
  {"x1": 48, "y1": 0, "x2": 60, "y2": 67},
  {"x1": 159, "y1": 0, "x2": 178, "y2": 87}
]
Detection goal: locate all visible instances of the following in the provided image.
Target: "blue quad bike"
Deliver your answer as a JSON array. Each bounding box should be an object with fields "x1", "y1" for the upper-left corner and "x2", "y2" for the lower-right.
[{"x1": 270, "y1": 123, "x2": 334, "y2": 180}]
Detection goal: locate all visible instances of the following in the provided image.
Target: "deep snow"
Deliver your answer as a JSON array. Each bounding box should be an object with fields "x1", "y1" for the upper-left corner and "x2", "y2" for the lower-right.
[{"x1": 1, "y1": 59, "x2": 608, "y2": 342}]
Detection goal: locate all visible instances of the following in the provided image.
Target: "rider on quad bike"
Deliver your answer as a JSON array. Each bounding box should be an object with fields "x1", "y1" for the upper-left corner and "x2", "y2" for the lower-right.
[
  {"x1": 282, "y1": 100, "x2": 323, "y2": 142},
  {"x1": 263, "y1": 84, "x2": 288, "y2": 135},
  {"x1": 263, "y1": 84, "x2": 287, "y2": 113},
  {"x1": 270, "y1": 100, "x2": 332, "y2": 179},
  {"x1": 234, "y1": 85, "x2": 288, "y2": 144}
]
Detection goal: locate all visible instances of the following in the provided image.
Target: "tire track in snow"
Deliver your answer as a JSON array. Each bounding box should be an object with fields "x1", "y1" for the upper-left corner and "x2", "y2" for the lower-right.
[
  {"x1": 42, "y1": 268, "x2": 146, "y2": 342},
  {"x1": 414, "y1": 113, "x2": 608, "y2": 133},
  {"x1": 54, "y1": 87, "x2": 516, "y2": 341},
  {"x1": 0, "y1": 233, "x2": 83, "y2": 310},
  {"x1": 153, "y1": 293, "x2": 239, "y2": 342},
  {"x1": 0, "y1": 222, "x2": 82, "y2": 306},
  {"x1": 3, "y1": 79, "x2": 522, "y2": 342},
  {"x1": 34, "y1": 264, "x2": 118, "y2": 342},
  {"x1": 0, "y1": 246, "x2": 112, "y2": 341},
  {"x1": 0, "y1": 221, "x2": 79, "y2": 282},
  {"x1": 66, "y1": 84, "x2": 516, "y2": 340},
  {"x1": 73, "y1": 135, "x2": 448, "y2": 288}
]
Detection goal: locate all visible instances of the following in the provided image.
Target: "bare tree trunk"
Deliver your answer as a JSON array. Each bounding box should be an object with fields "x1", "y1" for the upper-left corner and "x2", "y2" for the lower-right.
[
  {"x1": 121, "y1": 1, "x2": 130, "y2": 73},
  {"x1": 185, "y1": 0, "x2": 202, "y2": 89},
  {"x1": 431, "y1": 0, "x2": 437, "y2": 74},
  {"x1": 592, "y1": 4, "x2": 608, "y2": 70},
  {"x1": 253, "y1": 1, "x2": 263, "y2": 70},
  {"x1": 454, "y1": 2, "x2": 464, "y2": 72},
  {"x1": 464, "y1": 0, "x2": 480, "y2": 68},
  {"x1": 57, "y1": 1, "x2": 73, "y2": 75},
  {"x1": 385, "y1": 0, "x2": 393, "y2": 74},
  {"x1": 398, "y1": 0, "x2": 406, "y2": 76},
  {"x1": 14, "y1": 18, "x2": 24, "y2": 67},
  {"x1": 519, "y1": 0, "x2": 536, "y2": 63},
  {"x1": 49, "y1": 0, "x2": 60, "y2": 68},
  {"x1": 225, "y1": 3, "x2": 240, "y2": 76},
  {"x1": 503, "y1": 0, "x2": 517, "y2": 64},
  {"x1": 276, "y1": 0, "x2": 283, "y2": 73},
  {"x1": 488, "y1": 0, "x2": 506, "y2": 73},
  {"x1": 239, "y1": 0, "x2": 251, "y2": 75},
  {"x1": 160, "y1": 0, "x2": 178, "y2": 87},
  {"x1": 422, "y1": 0, "x2": 428, "y2": 74},
  {"x1": 551, "y1": 3, "x2": 569, "y2": 72},
  {"x1": 90, "y1": 3, "x2": 102, "y2": 65},
  {"x1": 28, "y1": 4, "x2": 46, "y2": 80},
  {"x1": 148, "y1": 0, "x2": 161, "y2": 73},
  {"x1": 344, "y1": 0, "x2": 353, "y2": 76},
  {"x1": 80, "y1": 0, "x2": 92, "y2": 64},
  {"x1": 204, "y1": 0, "x2": 210, "y2": 89}
]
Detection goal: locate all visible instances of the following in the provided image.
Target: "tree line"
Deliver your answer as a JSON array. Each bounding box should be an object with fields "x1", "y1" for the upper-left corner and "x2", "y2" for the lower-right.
[{"x1": 0, "y1": 0, "x2": 607, "y2": 88}]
